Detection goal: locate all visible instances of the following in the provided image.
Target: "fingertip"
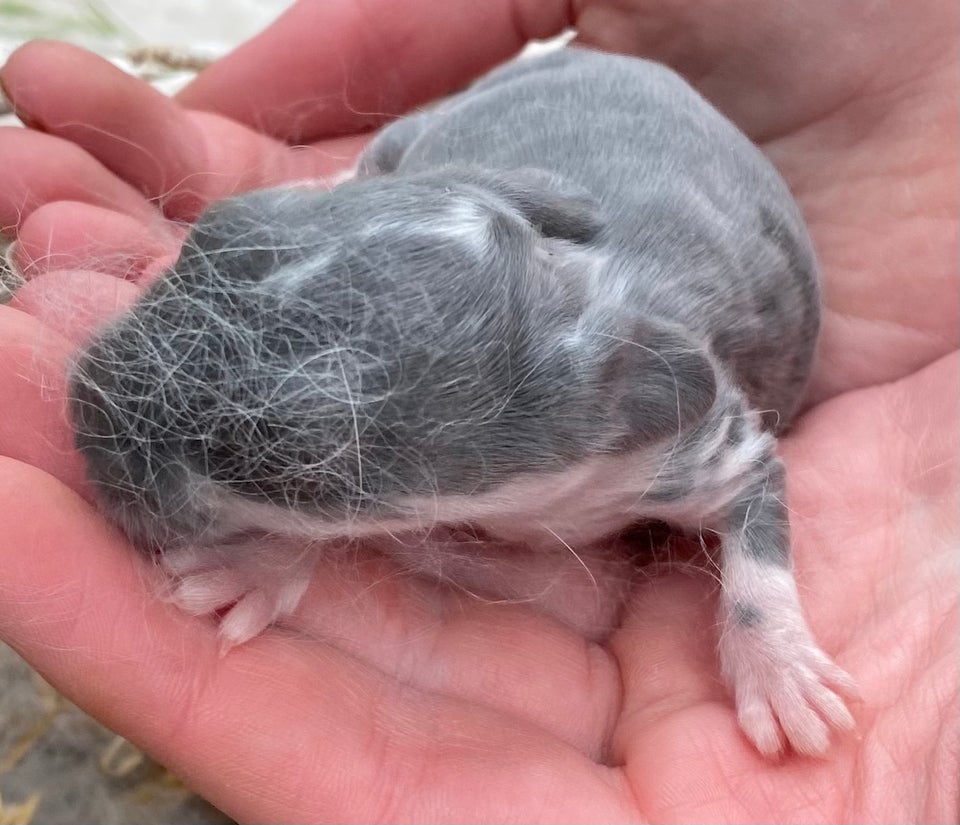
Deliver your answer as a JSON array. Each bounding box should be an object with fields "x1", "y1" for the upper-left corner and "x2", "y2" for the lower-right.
[
  {"x1": 0, "y1": 38, "x2": 61, "y2": 91},
  {"x1": 1, "y1": 40, "x2": 209, "y2": 219},
  {"x1": 9, "y1": 268, "x2": 140, "y2": 342},
  {"x1": 1, "y1": 40, "x2": 118, "y2": 129},
  {"x1": 15, "y1": 201, "x2": 180, "y2": 281}
]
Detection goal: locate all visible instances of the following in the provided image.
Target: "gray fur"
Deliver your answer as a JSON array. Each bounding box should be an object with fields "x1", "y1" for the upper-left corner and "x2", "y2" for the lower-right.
[
  {"x1": 69, "y1": 47, "x2": 821, "y2": 561},
  {"x1": 727, "y1": 455, "x2": 791, "y2": 567}
]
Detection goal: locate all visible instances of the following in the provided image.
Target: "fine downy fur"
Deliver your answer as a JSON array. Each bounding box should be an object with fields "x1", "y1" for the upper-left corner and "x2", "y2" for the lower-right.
[{"x1": 68, "y1": 47, "x2": 855, "y2": 756}]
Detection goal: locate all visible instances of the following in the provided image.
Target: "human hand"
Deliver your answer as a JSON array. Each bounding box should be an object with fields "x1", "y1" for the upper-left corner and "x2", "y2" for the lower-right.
[{"x1": 1, "y1": 1, "x2": 957, "y2": 822}]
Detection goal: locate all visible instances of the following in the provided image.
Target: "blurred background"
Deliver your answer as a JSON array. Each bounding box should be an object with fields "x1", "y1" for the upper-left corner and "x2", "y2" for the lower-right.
[
  {"x1": 0, "y1": 0, "x2": 293, "y2": 74},
  {"x1": 1, "y1": 5, "x2": 292, "y2": 822}
]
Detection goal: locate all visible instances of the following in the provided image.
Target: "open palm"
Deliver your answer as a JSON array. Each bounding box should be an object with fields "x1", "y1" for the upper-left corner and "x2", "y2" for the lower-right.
[{"x1": 0, "y1": 1, "x2": 956, "y2": 822}]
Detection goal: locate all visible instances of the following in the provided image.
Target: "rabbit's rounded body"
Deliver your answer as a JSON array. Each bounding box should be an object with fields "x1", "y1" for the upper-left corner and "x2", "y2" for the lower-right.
[{"x1": 69, "y1": 47, "x2": 853, "y2": 757}]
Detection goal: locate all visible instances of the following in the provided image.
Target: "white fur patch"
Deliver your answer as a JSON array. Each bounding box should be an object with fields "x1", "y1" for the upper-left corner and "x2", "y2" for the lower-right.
[
  {"x1": 439, "y1": 200, "x2": 493, "y2": 253},
  {"x1": 718, "y1": 551, "x2": 857, "y2": 755}
]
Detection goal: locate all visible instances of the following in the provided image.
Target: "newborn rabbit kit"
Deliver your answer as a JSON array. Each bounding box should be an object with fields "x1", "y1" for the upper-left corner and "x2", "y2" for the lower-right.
[{"x1": 69, "y1": 47, "x2": 856, "y2": 756}]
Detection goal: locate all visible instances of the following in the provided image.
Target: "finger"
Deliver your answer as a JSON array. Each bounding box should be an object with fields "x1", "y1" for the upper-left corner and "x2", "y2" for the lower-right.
[
  {"x1": 610, "y1": 568, "x2": 730, "y2": 732},
  {"x1": 177, "y1": 0, "x2": 573, "y2": 141},
  {"x1": 184, "y1": 109, "x2": 368, "y2": 205},
  {"x1": 0, "y1": 127, "x2": 158, "y2": 231},
  {"x1": 0, "y1": 273, "x2": 139, "y2": 493},
  {"x1": 0, "y1": 306, "x2": 87, "y2": 493},
  {"x1": 9, "y1": 268, "x2": 140, "y2": 341},
  {"x1": 1, "y1": 42, "x2": 364, "y2": 221},
  {"x1": 0, "y1": 461, "x2": 637, "y2": 824},
  {"x1": 14, "y1": 201, "x2": 180, "y2": 281},
  {"x1": 601, "y1": 572, "x2": 779, "y2": 818},
  {"x1": 1, "y1": 42, "x2": 209, "y2": 218}
]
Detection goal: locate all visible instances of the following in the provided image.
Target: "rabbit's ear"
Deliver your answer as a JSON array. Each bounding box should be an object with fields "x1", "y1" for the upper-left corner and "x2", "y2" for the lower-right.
[{"x1": 435, "y1": 166, "x2": 603, "y2": 244}]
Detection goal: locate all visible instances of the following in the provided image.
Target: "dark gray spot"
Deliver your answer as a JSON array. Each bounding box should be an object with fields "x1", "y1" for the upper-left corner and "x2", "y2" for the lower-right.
[
  {"x1": 757, "y1": 291, "x2": 782, "y2": 319},
  {"x1": 732, "y1": 601, "x2": 763, "y2": 627}
]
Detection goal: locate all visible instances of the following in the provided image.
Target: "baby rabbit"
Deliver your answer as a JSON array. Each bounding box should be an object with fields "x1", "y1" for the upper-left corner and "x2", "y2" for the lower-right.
[{"x1": 69, "y1": 47, "x2": 855, "y2": 756}]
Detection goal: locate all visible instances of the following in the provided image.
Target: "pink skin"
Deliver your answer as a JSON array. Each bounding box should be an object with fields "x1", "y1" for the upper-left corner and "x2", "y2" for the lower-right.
[{"x1": 0, "y1": 0, "x2": 957, "y2": 821}]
